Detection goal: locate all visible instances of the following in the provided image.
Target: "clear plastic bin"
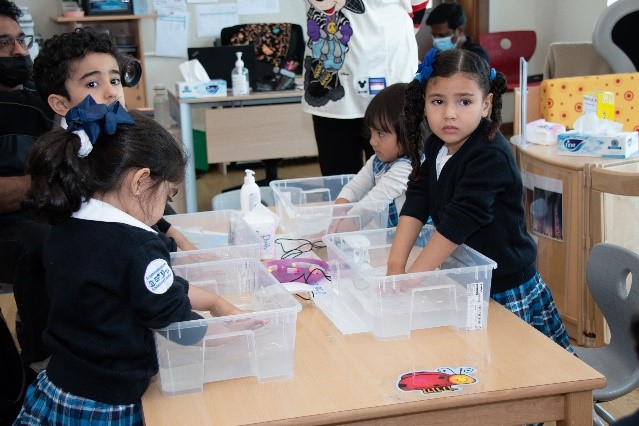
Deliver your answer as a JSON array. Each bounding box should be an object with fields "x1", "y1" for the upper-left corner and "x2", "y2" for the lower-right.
[
  {"x1": 269, "y1": 175, "x2": 390, "y2": 241},
  {"x1": 320, "y1": 226, "x2": 496, "y2": 340},
  {"x1": 154, "y1": 258, "x2": 302, "y2": 395},
  {"x1": 165, "y1": 210, "x2": 261, "y2": 265}
]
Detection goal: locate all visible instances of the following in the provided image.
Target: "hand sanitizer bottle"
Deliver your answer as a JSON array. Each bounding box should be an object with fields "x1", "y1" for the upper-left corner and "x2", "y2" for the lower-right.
[
  {"x1": 240, "y1": 169, "x2": 260, "y2": 212},
  {"x1": 231, "y1": 51, "x2": 250, "y2": 96}
]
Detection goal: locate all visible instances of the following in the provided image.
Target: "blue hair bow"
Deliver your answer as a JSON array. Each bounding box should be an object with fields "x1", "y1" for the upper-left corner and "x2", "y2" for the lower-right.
[
  {"x1": 414, "y1": 48, "x2": 438, "y2": 84},
  {"x1": 490, "y1": 68, "x2": 497, "y2": 81},
  {"x1": 64, "y1": 95, "x2": 135, "y2": 157}
]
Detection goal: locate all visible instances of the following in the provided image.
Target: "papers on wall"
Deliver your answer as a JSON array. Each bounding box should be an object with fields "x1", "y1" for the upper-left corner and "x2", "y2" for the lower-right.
[
  {"x1": 237, "y1": 0, "x2": 279, "y2": 15},
  {"x1": 195, "y1": 4, "x2": 238, "y2": 38},
  {"x1": 154, "y1": 0, "x2": 188, "y2": 57},
  {"x1": 154, "y1": 0, "x2": 187, "y2": 14}
]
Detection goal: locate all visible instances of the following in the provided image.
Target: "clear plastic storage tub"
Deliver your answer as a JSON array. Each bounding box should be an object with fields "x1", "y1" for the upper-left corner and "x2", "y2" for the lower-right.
[
  {"x1": 269, "y1": 175, "x2": 390, "y2": 241},
  {"x1": 320, "y1": 226, "x2": 496, "y2": 340},
  {"x1": 154, "y1": 258, "x2": 302, "y2": 395},
  {"x1": 165, "y1": 210, "x2": 261, "y2": 265}
]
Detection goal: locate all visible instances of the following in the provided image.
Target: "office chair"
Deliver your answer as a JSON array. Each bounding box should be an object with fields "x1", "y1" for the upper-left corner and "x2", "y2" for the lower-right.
[
  {"x1": 592, "y1": 0, "x2": 639, "y2": 74},
  {"x1": 211, "y1": 187, "x2": 275, "y2": 211},
  {"x1": 573, "y1": 243, "x2": 639, "y2": 426},
  {"x1": 478, "y1": 31, "x2": 537, "y2": 91}
]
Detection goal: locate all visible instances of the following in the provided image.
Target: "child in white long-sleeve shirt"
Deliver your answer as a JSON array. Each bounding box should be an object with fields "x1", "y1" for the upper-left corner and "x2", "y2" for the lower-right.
[{"x1": 335, "y1": 83, "x2": 423, "y2": 227}]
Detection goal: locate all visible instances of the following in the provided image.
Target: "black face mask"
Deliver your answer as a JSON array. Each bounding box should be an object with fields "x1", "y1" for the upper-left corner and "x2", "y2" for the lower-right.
[{"x1": 0, "y1": 55, "x2": 33, "y2": 88}]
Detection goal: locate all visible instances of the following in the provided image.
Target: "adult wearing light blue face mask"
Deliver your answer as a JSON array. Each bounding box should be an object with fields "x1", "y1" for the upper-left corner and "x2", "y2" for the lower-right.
[{"x1": 426, "y1": 2, "x2": 489, "y2": 64}]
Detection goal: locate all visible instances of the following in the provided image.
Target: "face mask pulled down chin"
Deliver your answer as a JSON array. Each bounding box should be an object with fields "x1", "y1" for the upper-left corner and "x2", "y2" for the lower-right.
[
  {"x1": 0, "y1": 55, "x2": 33, "y2": 88},
  {"x1": 433, "y1": 35, "x2": 456, "y2": 52}
]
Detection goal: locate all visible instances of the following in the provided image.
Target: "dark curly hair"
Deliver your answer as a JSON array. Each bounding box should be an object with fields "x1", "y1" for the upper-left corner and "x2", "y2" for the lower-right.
[
  {"x1": 33, "y1": 27, "x2": 119, "y2": 104},
  {"x1": 0, "y1": 0, "x2": 22, "y2": 22},
  {"x1": 403, "y1": 48, "x2": 507, "y2": 179},
  {"x1": 363, "y1": 82, "x2": 422, "y2": 175},
  {"x1": 23, "y1": 111, "x2": 186, "y2": 224},
  {"x1": 425, "y1": 3, "x2": 466, "y2": 30}
]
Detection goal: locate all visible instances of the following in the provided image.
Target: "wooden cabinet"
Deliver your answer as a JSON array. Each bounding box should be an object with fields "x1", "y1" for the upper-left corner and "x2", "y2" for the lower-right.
[
  {"x1": 51, "y1": 14, "x2": 154, "y2": 109},
  {"x1": 515, "y1": 142, "x2": 639, "y2": 346}
]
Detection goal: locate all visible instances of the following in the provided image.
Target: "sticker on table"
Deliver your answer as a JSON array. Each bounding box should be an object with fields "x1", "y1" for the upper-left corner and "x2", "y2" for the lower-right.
[{"x1": 397, "y1": 367, "x2": 477, "y2": 394}]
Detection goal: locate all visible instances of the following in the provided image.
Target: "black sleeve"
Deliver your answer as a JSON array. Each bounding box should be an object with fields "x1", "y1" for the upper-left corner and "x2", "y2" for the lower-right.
[{"x1": 155, "y1": 217, "x2": 172, "y2": 233}]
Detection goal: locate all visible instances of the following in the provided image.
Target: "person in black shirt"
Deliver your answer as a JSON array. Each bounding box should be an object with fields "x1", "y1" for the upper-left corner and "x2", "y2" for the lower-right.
[
  {"x1": 389, "y1": 48, "x2": 573, "y2": 353},
  {"x1": 0, "y1": 0, "x2": 53, "y2": 396},
  {"x1": 13, "y1": 103, "x2": 253, "y2": 424}
]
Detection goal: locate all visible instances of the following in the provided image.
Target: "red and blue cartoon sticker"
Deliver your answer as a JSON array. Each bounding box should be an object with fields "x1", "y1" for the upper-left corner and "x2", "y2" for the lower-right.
[{"x1": 397, "y1": 367, "x2": 478, "y2": 394}]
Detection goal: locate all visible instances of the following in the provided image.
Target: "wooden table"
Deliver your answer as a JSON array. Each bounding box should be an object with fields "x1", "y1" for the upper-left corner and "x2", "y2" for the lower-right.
[{"x1": 142, "y1": 300, "x2": 605, "y2": 425}]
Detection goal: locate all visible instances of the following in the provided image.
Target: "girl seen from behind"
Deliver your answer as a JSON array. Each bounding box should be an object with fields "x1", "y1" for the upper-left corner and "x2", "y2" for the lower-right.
[
  {"x1": 13, "y1": 99, "x2": 249, "y2": 425},
  {"x1": 388, "y1": 48, "x2": 573, "y2": 353}
]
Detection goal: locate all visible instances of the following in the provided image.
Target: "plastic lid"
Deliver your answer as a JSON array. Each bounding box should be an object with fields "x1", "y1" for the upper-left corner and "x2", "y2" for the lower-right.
[
  {"x1": 244, "y1": 169, "x2": 255, "y2": 184},
  {"x1": 235, "y1": 52, "x2": 244, "y2": 68}
]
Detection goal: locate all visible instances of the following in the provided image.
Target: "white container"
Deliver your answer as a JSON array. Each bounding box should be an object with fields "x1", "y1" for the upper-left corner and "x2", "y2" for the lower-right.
[
  {"x1": 166, "y1": 210, "x2": 261, "y2": 266},
  {"x1": 231, "y1": 51, "x2": 249, "y2": 96},
  {"x1": 320, "y1": 226, "x2": 496, "y2": 340},
  {"x1": 154, "y1": 258, "x2": 302, "y2": 395},
  {"x1": 269, "y1": 175, "x2": 390, "y2": 241},
  {"x1": 240, "y1": 169, "x2": 260, "y2": 212}
]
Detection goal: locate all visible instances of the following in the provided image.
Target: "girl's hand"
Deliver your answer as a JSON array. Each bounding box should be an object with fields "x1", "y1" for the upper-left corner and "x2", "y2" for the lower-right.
[
  {"x1": 166, "y1": 226, "x2": 198, "y2": 251},
  {"x1": 386, "y1": 264, "x2": 406, "y2": 276}
]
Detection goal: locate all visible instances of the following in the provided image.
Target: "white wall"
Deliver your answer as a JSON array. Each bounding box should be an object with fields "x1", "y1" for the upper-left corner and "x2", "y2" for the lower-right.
[
  {"x1": 489, "y1": 0, "x2": 608, "y2": 75},
  {"x1": 17, "y1": 0, "x2": 611, "y2": 106}
]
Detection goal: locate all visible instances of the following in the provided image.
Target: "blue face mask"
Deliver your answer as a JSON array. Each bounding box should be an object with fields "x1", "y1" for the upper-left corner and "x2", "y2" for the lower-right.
[{"x1": 433, "y1": 35, "x2": 456, "y2": 52}]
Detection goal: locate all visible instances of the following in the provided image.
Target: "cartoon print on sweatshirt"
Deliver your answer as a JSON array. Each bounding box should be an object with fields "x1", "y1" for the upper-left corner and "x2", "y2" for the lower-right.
[{"x1": 304, "y1": 0, "x2": 365, "y2": 107}]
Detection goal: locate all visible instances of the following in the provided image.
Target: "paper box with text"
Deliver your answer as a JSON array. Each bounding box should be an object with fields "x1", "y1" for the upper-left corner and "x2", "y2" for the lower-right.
[{"x1": 176, "y1": 80, "x2": 227, "y2": 98}]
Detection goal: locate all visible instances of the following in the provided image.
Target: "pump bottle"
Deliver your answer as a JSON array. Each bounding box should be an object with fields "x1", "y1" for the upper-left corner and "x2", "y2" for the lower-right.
[
  {"x1": 240, "y1": 169, "x2": 261, "y2": 212},
  {"x1": 231, "y1": 51, "x2": 250, "y2": 96}
]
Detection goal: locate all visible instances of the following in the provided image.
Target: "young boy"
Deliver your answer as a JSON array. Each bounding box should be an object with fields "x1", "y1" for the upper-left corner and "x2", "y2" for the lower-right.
[{"x1": 32, "y1": 27, "x2": 196, "y2": 251}]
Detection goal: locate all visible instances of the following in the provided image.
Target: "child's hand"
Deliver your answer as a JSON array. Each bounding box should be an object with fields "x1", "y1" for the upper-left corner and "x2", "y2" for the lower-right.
[
  {"x1": 166, "y1": 226, "x2": 198, "y2": 251},
  {"x1": 386, "y1": 264, "x2": 406, "y2": 276},
  {"x1": 203, "y1": 316, "x2": 269, "y2": 347},
  {"x1": 209, "y1": 296, "x2": 244, "y2": 317},
  {"x1": 328, "y1": 217, "x2": 359, "y2": 234}
]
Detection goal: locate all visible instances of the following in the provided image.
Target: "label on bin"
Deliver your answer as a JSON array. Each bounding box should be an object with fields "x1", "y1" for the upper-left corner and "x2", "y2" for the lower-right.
[{"x1": 466, "y1": 282, "x2": 484, "y2": 330}]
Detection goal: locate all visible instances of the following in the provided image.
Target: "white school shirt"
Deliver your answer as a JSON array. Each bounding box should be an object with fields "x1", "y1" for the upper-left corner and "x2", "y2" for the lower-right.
[{"x1": 337, "y1": 154, "x2": 413, "y2": 214}]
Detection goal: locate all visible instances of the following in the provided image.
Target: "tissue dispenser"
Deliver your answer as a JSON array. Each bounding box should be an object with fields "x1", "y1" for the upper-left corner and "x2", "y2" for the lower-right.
[
  {"x1": 176, "y1": 79, "x2": 227, "y2": 99},
  {"x1": 557, "y1": 130, "x2": 638, "y2": 158}
]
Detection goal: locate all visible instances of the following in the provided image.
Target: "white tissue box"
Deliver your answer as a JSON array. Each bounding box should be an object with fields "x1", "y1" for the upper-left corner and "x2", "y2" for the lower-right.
[
  {"x1": 525, "y1": 119, "x2": 566, "y2": 145},
  {"x1": 557, "y1": 131, "x2": 638, "y2": 158},
  {"x1": 176, "y1": 80, "x2": 227, "y2": 98}
]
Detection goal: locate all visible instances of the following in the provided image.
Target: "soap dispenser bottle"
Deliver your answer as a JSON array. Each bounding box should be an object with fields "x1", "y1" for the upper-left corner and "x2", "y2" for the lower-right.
[
  {"x1": 240, "y1": 169, "x2": 260, "y2": 212},
  {"x1": 231, "y1": 51, "x2": 250, "y2": 96}
]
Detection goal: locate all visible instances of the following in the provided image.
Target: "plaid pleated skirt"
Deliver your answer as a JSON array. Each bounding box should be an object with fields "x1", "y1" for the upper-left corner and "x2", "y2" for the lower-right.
[
  {"x1": 13, "y1": 371, "x2": 142, "y2": 425},
  {"x1": 492, "y1": 272, "x2": 575, "y2": 354}
]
